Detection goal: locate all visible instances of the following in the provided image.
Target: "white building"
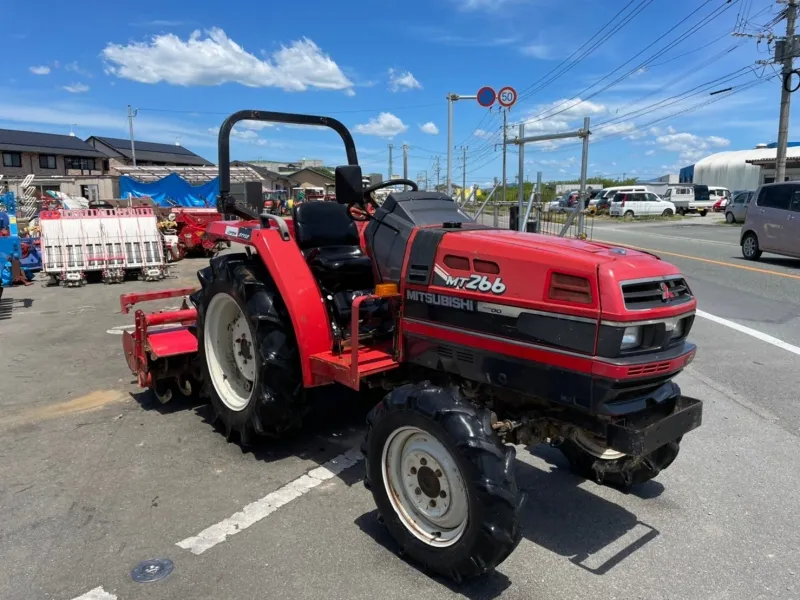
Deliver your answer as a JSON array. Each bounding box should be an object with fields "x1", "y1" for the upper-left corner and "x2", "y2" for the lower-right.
[{"x1": 688, "y1": 145, "x2": 800, "y2": 191}]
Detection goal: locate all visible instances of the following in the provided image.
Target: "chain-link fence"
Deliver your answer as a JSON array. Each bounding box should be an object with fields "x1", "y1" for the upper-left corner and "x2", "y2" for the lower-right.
[{"x1": 461, "y1": 200, "x2": 594, "y2": 240}]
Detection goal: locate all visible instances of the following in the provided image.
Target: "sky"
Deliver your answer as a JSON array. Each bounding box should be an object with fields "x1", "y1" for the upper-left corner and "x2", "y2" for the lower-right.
[{"x1": 1, "y1": 0, "x2": 790, "y2": 186}]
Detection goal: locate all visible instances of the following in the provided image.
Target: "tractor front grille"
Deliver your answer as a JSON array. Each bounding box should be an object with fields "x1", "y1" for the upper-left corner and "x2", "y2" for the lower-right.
[{"x1": 621, "y1": 277, "x2": 691, "y2": 310}]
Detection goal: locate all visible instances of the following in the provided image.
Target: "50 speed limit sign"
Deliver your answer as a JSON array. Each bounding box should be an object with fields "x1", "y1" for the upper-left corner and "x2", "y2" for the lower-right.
[{"x1": 497, "y1": 86, "x2": 517, "y2": 109}]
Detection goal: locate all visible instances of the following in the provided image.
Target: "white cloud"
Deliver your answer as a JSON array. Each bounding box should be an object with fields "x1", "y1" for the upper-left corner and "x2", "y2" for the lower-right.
[
  {"x1": 419, "y1": 122, "x2": 439, "y2": 135},
  {"x1": 645, "y1": 149, "x2": 655, "y2": 156},
  {"x1": 656, "y1": 132, "x2": 730, "y2": 162},
  {"x1": 354, "y1": 112, "x2": 408, "y2": 138},
  {"x1": 29, "y1": 66, "x2": 50, "y2": 75},
  {"x1": 456, "y1": 0, "x2": 527, "y2": 11},
  {"x1": 473, "y1": 128, "x2": 494, "y2": 138},
  {"x1": 238, "y1": 120, "x2": 274, "y2": 131},
  {"x1": 520, "y1": 43, "x2": 551, "y2": 59},
  {"x1": 65, "y1": 61, "x2": 93, "y2": 78},
  {"x1": 63, "y1": 83, "x2": 89, "y2": 93},
  {"x1": 102, "y1": 28, "x2": 354, "y2": 93},
  {"x1": 388, "y1": 68, "x2": 421, "y2": 92}
]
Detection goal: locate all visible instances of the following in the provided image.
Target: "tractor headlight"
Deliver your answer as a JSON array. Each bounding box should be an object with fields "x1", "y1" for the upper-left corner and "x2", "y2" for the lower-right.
[
  {"x1": 670, "y1": 318, "x2": 685, "y2": 339},
  {"x1": 621, "y1": 326, "x2": 642, "y2": 350}
]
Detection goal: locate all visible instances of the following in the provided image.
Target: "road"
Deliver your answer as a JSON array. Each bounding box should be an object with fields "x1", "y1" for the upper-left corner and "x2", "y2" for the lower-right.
[{"x1": 0, "y1": 220, "x2": 798, "y2": 600}]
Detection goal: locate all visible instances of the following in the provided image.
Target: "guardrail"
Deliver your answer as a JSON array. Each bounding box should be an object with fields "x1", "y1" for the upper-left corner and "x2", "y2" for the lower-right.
[{"x1": 462, "y1": 201, "x2": 594, "y2": 239}]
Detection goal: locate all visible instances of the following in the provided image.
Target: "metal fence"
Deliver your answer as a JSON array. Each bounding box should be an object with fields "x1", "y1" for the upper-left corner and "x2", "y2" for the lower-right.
[{"x1": 462, "y1": 199, "x2": 594, "y2": 240}]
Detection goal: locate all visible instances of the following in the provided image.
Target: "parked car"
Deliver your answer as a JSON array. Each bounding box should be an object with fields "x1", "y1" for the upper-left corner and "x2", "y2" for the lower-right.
[
  {"x1": 609, "y1": 191, "x2": 677, "y2": 218},
  {"x1": 725, "y1": 190, "x2": 754, "y2": 223},
  {"x1": 740, "y1": 182, "x2": 800, "y2": 260},
  {"x1": 587, "y1": 196, "x2": 613, "y2": 215},
  {"x1": 710, "y1": 187, "x2": 732, "y2": 212}
]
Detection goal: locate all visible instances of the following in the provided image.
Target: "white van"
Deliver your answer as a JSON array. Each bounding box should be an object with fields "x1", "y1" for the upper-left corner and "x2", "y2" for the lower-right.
[{"x1": 663, "y1": 184, "x2": 713, "y2": 215}]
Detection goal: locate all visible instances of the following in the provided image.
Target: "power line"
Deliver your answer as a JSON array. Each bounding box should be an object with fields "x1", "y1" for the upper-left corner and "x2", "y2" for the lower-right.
[{"x1": 512, "y1": 0, "x2": 736, "y2": 128}]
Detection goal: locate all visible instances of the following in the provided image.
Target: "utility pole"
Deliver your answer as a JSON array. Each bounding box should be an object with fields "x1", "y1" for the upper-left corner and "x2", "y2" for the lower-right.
[
  {"x1": 446, "y1": 92, "x2": 478, "y2": 196},
  {"x1": 127, "y1": 105, "x2": 138, "y2": 167},
  {"x1": 433, "y1": 156, "x2": 441, "y2": 191},
  {"x1": 777, "y1": 0, "x2": 798, "y2": 183},
  {"x1": 388, "y1": 143, "x2": 394, "y2": 181},
  {"x1": 501, "y1": 108, "x2": 508, "y2": 204},
  {"x1": 403, "y1": 144, "x2": 408, "y2": 181},
  {"x1": 457, "y1": 146, "x2": 468, "y2": 203}
]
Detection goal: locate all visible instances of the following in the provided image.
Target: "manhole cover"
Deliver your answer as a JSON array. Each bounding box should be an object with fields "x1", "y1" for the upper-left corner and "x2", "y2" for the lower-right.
[{"x1": 131, "y1": 558, "x2": 174, "y2": 583}]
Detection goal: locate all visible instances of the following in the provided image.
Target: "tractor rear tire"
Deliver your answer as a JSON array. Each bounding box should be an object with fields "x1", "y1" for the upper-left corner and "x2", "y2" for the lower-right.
[
  {"x1": 558, "y1": 436, "x2": 681, "y2": 488},
  {"x1": 363, "y1": 383, "x2": 524, "y2": 582},
  {"x1": 193, "y1": 253, "x2": 303, "y2": 445}
]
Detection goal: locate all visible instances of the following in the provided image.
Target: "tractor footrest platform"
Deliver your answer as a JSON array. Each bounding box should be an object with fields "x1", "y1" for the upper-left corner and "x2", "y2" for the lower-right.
[
  {"x1": 310, "y1": 346, "x2": 398, "y2": 389},
  {"x1": 605, "y1": 395, "x2": 703, "y2": 456}
]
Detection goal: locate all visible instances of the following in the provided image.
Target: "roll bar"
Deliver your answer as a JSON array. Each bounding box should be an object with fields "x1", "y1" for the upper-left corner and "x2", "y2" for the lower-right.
[{"x1": 217, "y1": 110, "x2": 359, "y2": 220}]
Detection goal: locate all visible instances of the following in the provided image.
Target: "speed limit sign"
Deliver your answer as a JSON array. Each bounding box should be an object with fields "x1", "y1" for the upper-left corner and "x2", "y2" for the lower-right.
[{"x1": 497, "y1": 86, "x2": 517, "y2": 109}]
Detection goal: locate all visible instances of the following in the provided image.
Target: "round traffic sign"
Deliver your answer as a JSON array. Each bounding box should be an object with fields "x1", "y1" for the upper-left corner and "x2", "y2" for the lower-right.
[
  {"x1": 477, "y1": 86, "x2": 496, "y2": 108},
  {"x1": 497, "y1": 86, "x2": 518, "y2": 108}
]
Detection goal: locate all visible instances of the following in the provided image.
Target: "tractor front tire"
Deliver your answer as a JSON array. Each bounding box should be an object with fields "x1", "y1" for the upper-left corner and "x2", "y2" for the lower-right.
[
  {"x1": 363, "y1": 383, "x2": 524, "y2": 582},
  {"x1": 193, "y1": 253, "x2": 303, "y2": 445},
  {"x1": 558, "y1": 435, "x2": 681, "y2": 488}
]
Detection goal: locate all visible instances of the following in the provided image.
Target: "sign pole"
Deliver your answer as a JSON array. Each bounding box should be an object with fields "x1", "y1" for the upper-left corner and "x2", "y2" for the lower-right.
[{"x1": 447, "y1": 90, "x2": 489, "y2": 197}]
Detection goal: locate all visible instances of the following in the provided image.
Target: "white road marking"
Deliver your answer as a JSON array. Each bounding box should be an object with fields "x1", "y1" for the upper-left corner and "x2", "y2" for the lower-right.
[
  {"x1": 176, "y1": 447, "x2": 363, "y2": 555},
  {"x1": 696, "y1": 309, "x2": 800, "y2": 356},
  {"x1": 70, "y1": 587, "x2": 117, "y2": 600}
]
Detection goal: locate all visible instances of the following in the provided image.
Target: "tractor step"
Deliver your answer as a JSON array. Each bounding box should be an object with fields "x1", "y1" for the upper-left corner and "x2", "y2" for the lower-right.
[{"x1": 310, "y1": 345, "x2": 398, "y2": 390}]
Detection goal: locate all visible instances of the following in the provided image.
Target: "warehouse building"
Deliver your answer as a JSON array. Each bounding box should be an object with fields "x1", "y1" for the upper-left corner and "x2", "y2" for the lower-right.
[{"x1": 679, "y1": 142, "x2": 800, "y2": 190}]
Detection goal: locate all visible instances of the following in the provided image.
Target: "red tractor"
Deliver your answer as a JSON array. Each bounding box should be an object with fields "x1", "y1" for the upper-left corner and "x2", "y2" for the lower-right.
[{"x1": 121, "y1": 110, "x2": 703, "y2": 581}]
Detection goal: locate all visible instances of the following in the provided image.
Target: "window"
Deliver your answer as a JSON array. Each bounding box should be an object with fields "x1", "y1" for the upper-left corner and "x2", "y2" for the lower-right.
[
  {"x1": 2, "y1": 152, "x2": 22, "y2": 168},
  {"x1": 790, "y1": 190, "x2": 800, "y2": 213},
  {"x1": 733, "y1": 193, "x2": 746, "y2": 204},
  {"x1": 632, "y1": 193, "x2": 648, "y2": 202},
  {"x1": 39, "y1": 154, "x2": 57, "y2": 169},
  {"x1": 757, "y1": 184, "x2": 797, "y2": 210},
  {"x1": 65, "y1": 156, "x2": 97, "y2": 171},
  {"x1": 645, "y1": 193, "x2": 659, "y2": 201}
]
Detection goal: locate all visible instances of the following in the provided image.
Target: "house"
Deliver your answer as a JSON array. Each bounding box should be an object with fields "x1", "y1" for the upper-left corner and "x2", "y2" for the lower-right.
[
  {"x1": 86, "y1": 136, "x2": 212, "y2": 174},
  {"x1": 235, "y1": 162, "x2": 297, "y2": 192},
  {"x1": 0, "y1": 128, "x2": 115, "y2": 201},
  {"x1": 1, "y1": 128, "x2": 107, "y2": 178},
  {"x1": 289, "y1": 167, "x2": 335, "y2": 192}
]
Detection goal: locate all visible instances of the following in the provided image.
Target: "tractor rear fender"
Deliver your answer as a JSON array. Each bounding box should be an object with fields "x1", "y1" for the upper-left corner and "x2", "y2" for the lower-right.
[{"x1": 238, "y1": 224, "x2": 333, "y2": 387}]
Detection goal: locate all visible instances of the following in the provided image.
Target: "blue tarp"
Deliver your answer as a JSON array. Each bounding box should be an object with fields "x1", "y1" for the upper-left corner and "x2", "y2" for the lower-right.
[{"x1": 119, "y1": 173, "x2": 219, "y2": 208}]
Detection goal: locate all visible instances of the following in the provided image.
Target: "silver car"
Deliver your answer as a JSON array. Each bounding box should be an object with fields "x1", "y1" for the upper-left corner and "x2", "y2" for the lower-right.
[
  {"x1": 725, "y1": 190, "x2": 754, "y2": 223},
  {"x1": 740, "y1": 183, "x2": 800, "y2": 260}
]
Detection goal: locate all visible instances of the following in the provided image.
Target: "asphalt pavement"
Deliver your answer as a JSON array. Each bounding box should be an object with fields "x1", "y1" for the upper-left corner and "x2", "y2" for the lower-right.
[{"x1": 1, "y1": 220, "x2": 798, "y2": 600}]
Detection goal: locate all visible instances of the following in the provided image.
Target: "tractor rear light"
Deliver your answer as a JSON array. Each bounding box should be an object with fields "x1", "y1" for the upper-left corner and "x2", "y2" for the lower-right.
[{"x1": 548, "y1": 273, "x2": 592, "y2": 304}]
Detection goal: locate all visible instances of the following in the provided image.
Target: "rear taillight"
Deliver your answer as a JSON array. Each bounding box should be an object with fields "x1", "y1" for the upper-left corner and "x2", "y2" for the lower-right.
[
  {"x1": 621, "y1": 198, "x2": 626, "y2": 207},
  {"x1": 548, "y1": 273, "x2": 593, "y2": 304}
]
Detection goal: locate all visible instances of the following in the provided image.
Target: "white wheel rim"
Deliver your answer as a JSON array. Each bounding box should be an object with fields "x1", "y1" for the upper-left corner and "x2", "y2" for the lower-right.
[
  {"x1": 204, "y1": 293, "x2": 256, "y2": 411},
  {"x1": 381, "y1": 426, "x2": 468, "y2": 547},
  {"x1": 573, "y1": 430, "x2": 626, "y2": 461},
  {"x1": 744, "y1": 237, "x2": 755, "y2": 255}
]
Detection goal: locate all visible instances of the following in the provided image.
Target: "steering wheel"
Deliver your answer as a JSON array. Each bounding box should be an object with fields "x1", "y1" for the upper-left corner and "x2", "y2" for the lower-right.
[{"x1": 348, "y1": 178, "x2": 419, "y2": 221}]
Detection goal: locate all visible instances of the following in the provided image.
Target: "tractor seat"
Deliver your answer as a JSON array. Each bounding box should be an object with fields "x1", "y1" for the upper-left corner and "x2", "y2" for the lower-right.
[{"x1": 293, "y1": 202, "x2": 373, "y2": 290}]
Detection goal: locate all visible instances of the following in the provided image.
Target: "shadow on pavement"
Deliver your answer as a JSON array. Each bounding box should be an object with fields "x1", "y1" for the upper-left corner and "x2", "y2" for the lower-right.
[
  {"x1": 520, "y1": 445, "x2": 661, "y2": 575},
  {"x1": 131, "y1": 384, "x2": 378, "y2": 469},
  {"x1": 732, "y1": 255, "x2": 800, "y2": 270},
  {"x1": 0, "y1": 296, "x2": 34, "y2": 320}
]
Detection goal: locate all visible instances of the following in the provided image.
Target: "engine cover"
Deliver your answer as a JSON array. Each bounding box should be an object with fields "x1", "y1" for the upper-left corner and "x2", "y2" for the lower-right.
[{"x1": 364, "y1": 191, "x2": 474, "y2": 285}]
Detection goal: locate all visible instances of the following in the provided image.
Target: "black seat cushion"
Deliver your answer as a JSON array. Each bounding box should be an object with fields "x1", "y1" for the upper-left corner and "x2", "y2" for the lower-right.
[
  {"x1": 293, "y1": 201, "x2": 359, "y2": 250},
  {"x1": 304, "y1": 246, "x2": 373, "y2": 279}
]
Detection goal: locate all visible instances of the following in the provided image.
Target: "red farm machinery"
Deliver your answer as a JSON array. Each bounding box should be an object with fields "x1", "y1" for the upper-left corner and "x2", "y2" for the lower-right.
[{"x1": 121, "y1": 110, "x2": 703, "y2": 581}]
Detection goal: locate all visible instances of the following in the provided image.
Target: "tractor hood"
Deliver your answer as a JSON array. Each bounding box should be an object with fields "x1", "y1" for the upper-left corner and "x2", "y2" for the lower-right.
[{"x1": 455, "y1": 229, "x2": 659, "y2": 266}]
